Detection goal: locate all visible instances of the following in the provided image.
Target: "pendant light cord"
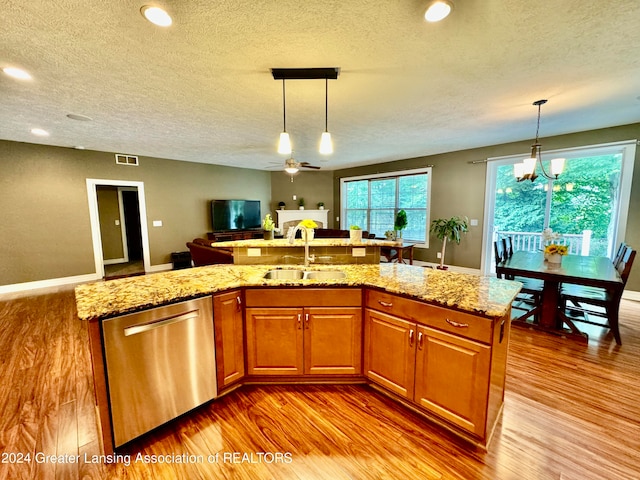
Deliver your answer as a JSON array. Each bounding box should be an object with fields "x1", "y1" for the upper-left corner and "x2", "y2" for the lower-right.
[
  {"x1": 282, "y1": 79, "x2": 287, "y2": 132},
  {"x1": 325, "y1": 78, "x2": 329, "y2": 132}
]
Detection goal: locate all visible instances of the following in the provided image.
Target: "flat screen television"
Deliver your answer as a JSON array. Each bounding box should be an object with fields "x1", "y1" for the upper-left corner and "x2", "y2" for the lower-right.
[{"x1": 211, "y1": 200, "x2": 261, "y2": 231}]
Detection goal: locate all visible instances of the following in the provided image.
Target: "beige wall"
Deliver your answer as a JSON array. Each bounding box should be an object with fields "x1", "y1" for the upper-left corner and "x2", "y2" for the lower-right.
[
  {"x1": 270, "y1": 170, "x2": 335, "y2": 228},
  {"x1": 0, "y1": 140, "x2": 271, "y2": 286},
  {"x1": 2, "y1": 122, "x2": 639, "y2": 291},
  {"x1": 334, "y1": 123, "x2": 640, "y2": 291},
  {"x1": 97, "y1": 186, "x2": 124, "y2": 260}
]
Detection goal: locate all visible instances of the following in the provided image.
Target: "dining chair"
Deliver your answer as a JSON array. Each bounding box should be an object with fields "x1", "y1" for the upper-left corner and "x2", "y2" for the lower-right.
[
  {"x1": 559, "y1": 245, "x2": 636, "y2": 345},
  {"x1": 494, "y1": 239, "x2": 543, "y2": 324}
]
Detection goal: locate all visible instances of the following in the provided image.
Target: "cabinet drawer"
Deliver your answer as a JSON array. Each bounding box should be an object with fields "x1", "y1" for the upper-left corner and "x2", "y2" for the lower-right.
[
  {"x1": 246, "y1": 288, "x2": 361, "y2": 307},
  {"x1": 366, "y1": 289, "x2": 493, "y2": 344}
]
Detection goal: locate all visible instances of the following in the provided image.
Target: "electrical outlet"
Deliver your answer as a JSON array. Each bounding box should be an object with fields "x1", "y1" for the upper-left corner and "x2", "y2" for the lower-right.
[
  {"x1": 436, "y1": 252, "x2": 442, "y2": 258},
  {"x1": 247, "y1": 248, "x2": 261, "y2": 257},
  {"x1": 292, "y1": 194, "x2": 297, "y2": 200},
  {"x1": 152, "y1": 220, "x2": 162, "y2": 227}
]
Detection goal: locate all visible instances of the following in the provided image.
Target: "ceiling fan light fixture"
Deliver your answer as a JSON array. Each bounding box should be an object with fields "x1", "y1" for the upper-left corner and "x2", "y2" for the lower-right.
[
  {"x1": 284, "y1": 166, "x2": 299, "y2": 174},
  {"x1": 424, "y1": 0, "x2": 453, "y2": 22},
  {"x1": 140, "y1": 6, "x2": 172, "y2": 27}
]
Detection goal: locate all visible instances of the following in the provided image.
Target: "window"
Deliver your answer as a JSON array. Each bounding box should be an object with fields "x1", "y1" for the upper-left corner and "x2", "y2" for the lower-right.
[
  {"x1": 482, "y1": 140, "x2": 636, "y2": 274},
  {"x1": 340, "y1": 168, "x2": 432, "y2": 243}
]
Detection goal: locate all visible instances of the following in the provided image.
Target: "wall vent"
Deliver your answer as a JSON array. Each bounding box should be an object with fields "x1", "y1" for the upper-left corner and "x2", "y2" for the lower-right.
[{"x1": 115, "y1": 154, "x2": 139, "y2": 166}]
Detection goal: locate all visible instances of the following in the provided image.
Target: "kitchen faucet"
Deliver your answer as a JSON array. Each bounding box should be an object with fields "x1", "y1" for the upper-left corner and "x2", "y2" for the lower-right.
[{"x1": 287, "y1": 226, "x2": 315, "y2": 267}]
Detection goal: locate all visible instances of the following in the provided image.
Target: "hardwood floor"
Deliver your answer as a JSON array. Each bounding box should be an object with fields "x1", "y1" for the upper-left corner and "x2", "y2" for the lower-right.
[{"x1": 1, "y1": 288, "x2": 639, "y2": 479}]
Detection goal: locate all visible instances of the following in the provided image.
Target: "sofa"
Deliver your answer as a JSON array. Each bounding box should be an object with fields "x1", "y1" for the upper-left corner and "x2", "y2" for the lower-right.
[
  {"x1": 314, "y1": 228, "x2": 375, "y2": 239},
  {"x1": 186, "y1": 238, "x2": 234, "y2": 266}
]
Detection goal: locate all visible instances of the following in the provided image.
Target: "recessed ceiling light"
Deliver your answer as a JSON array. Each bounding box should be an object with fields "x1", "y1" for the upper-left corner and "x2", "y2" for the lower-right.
[
  {"x1": 3, "y1": 67, "x2": 32, "y2": 80},
  {"x1": 140, "y1": 6, "x2": 172, "y2": 27},
  {"x1": 31, "y1": 128, "x2": 49, "y2": 136},
  {"x1": 424, "y1": 0, "x2": 453, "y2": 22},
  {"x1": 67, "y1": 113, "x2": 93, "y2": 121},
  {"x1": 74, "y1": 146, "x2": 86, "y2": 150}
]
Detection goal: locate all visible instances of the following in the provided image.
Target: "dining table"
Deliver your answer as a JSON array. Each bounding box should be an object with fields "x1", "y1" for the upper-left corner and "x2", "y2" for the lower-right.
[
  {"x1": 497, "y1": 251, "x2": 623, "y2": 342},
  {"x1": 380, "y1": 241, "x2": 416, "y2": 265}
]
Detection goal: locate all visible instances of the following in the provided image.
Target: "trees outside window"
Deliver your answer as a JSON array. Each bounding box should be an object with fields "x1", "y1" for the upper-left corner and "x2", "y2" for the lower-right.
[{"x1": 341, "y1": 169, "x2": 431, "y2": 243}]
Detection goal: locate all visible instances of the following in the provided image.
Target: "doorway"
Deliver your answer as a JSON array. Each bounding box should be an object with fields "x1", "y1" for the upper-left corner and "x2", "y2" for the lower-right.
[{"x1": 87, "y1": 179, "x2": 151, "y2": 279}]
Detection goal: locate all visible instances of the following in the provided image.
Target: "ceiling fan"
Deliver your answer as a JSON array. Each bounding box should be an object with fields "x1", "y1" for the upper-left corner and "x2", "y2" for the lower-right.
[{"x1": 283, "y1": 157, "x2": 320, "y2": 174}]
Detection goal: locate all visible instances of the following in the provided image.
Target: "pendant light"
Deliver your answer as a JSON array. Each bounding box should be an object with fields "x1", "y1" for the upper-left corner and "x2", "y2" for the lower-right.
[
  {"x1": 514, "y1": 99, "x2": 565, "y2": 182},
  {"x1": 277, "y1": 79, "x2": 292, "y2": 154},
  {"x1": 319, "y1": 78, "x2": 333, "y2": 154}
]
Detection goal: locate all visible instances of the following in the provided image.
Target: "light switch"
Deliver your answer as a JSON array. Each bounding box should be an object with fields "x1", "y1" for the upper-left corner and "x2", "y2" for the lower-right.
[
  {"x1": 114, "y1": 219, "x2": 120, "y2": 226},
  {"x1": 470, "y1": 219, "x2": 478, "y2": 227},
  {"x1": 152, "y1": 220, "x2": 163, "y2": 227}
]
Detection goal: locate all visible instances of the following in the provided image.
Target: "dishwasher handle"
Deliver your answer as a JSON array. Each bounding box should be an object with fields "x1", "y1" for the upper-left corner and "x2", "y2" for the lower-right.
[{"x1": 123, "y1": 310, "x2": 199, "y2": 337}]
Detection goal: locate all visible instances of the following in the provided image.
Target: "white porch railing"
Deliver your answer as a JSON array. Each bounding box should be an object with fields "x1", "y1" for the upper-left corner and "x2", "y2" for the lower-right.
[{"x1": 495, "y1": 230, "x2": 592, "y2": 256}]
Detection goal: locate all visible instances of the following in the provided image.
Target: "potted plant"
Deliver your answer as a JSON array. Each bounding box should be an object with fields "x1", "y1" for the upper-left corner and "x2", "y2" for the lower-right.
[
  {"x1": 298, "y1": 198, "x2": 305, "y2": 210},
  {"x1": 430, "y1": 216, "x2": 469, "y2": 270},
  {"x1": 317, "y1": 201, "x2": 325, "y2": 210},
  {"x1": 349, "y1": 225, "x2": 362, "y2": 242},
  {"x1": 278, "y1": 201, "x2": 286, "y2": 210},
  {"x1": 262, "y1": 214, "x2": 275, "y2": 240},
  {"x1": 394, "y1": 210, "x2": 408, "y2": 238}
]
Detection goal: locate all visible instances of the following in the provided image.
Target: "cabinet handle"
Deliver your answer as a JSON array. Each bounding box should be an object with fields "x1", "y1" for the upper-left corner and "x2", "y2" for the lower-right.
[
  {"x1": 446, "y1": 318, "x2": 469, "y2": 328},
  {"x1": 409, "y1": 329, "x2": 414, "y2": 346},
  {"x1": 236, "y1": 296, "x2": 242, "y2": 311},
  {"x1": 378, "y1": 300, "x2": 393, "y2": 308},
  {"x1": 305, "y1": 313, "x2": 310, "y2": 329},
  {"x1": 297, "y1": 313, "x2": 302, "y2": 330},
  {"x1": 418, "y1": 331, "x2": 423, "y2": 349}
]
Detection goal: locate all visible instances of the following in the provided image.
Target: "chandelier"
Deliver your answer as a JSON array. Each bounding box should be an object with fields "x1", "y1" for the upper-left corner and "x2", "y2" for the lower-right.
[{"x1": 514, "y1": 99, "x2": 565, "y2": 182}]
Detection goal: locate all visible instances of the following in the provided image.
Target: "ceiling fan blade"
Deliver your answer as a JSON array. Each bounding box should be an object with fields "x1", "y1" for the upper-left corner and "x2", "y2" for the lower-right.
[{"x1": 299, "y1": 162, "x2": 321, "y2": 169}]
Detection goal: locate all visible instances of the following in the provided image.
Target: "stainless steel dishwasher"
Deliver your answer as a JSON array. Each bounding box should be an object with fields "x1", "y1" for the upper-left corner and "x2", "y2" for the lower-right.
[{"x1": 102, "y1": 296, "x2": 217, "y2": 447}]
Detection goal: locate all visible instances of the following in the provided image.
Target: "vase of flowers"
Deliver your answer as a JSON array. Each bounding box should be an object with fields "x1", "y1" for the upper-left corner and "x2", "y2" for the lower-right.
[
  {"x1": 297, "y1": 219, "x2": 317, "y2": 242},
  {"x1": 544, "y1": 244, "x2": 568, "y2": 266},
  {"x1": 262, "y1": 214, "x2": 275, "y2": 240}
]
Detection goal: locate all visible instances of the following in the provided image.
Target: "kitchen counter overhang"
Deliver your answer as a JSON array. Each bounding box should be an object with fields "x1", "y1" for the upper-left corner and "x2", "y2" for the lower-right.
[{"x1": 75, "y1": 264, "x2": 522, "y2": 321}]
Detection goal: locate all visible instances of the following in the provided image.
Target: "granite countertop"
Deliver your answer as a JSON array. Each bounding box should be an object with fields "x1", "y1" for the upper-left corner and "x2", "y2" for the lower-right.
[
  {"x1": 213, "y1": 238, "x2": 399, "y2": 248},
  {"x1": 75, "y1": 264, "x2": 522, "y2": 322}
]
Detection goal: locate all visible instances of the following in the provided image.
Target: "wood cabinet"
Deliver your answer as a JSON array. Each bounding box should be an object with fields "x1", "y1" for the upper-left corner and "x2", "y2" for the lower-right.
[
  {"x1": 245, "y1": 289, "x2": 362, "y2": 376},
  {"x1": 213, "y1": 290, "x2": 245, "y2": 388},
  {"x1": 364, "y1": 289, "x2": 507, "y2": 441}
]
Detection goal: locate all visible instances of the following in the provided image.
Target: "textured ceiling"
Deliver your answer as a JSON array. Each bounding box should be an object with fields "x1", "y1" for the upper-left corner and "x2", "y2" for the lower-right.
[{"x1": 2, "y1": 0, "x2": 640, "y2": 171}]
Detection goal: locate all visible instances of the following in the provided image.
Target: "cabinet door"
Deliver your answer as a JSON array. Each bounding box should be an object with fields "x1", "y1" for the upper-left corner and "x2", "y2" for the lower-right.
[
  {"x1": 245, "y1": 307, "x2": 303, "y2": 375},
  {"x1": 213, "y1": 291, "x2": 245, "y2": 388},
  {"x1": 364, "y1": 309, "x2": 416, "y2": 400},
  {"x1": 304, "y1": 307, "x2": 362, "y2": 375},
  {"x1": 414, "y1": 325, "x2": 491, "y2": 437}
]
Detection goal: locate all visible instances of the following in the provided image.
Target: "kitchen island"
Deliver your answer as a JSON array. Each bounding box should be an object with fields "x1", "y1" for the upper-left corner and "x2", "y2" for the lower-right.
[{"x1": 75, "y1": 264, "x2": 521, "y2": 454}]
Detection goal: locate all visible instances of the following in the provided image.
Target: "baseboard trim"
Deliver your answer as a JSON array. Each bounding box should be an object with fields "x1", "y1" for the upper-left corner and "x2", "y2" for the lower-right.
[
  {"x1": 623, "y1": 290, "x2": 640, "y2": 302},
  {"x1": 0, "y1": 273, "x2": 102, "y2": 296},
  {"x1": 147, "y1": 263, "x2": 172, "y2": 273}
]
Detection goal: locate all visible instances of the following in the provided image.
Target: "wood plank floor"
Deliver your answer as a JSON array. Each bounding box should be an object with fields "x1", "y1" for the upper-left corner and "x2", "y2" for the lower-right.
[{"x1": 1, "y1": 288, "x2": 639, "y2": 479}]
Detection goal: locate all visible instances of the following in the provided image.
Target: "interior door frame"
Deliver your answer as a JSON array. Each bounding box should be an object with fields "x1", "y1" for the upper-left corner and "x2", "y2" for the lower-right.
[{"x1": 86, "y1": 179, "x2": 151, "y2": 278}]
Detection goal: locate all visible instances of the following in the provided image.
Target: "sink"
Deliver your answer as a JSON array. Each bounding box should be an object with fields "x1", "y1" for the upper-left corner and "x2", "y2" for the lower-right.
[
  {"x1": 303, "y1": 271, "x2": 347, "y2": 280},
  {"x1": 262, "y1": 269, "x2": 347, "y2": 280},
  {"x1": 263, "y1": 269, "x2": 305, "y2": 280}
]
